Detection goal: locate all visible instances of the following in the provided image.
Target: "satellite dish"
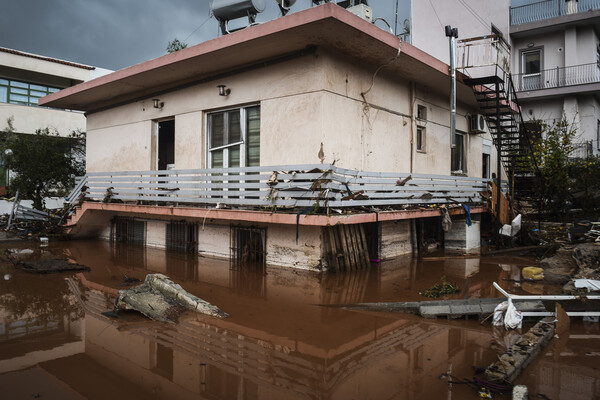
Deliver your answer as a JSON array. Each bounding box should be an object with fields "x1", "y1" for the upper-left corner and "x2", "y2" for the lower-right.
[{"x1": 211, "y1": 0, "x2": 267, "y2": 34}]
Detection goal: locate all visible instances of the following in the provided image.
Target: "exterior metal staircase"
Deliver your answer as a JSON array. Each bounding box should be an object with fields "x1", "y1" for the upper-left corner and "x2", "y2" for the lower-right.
[{"x1": 465, "y1": 71, "x2": 543, "y2": 204}]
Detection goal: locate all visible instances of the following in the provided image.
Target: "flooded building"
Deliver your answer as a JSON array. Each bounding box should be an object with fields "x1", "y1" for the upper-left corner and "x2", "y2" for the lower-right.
[{"x1": 40, "y1": 3, "x2": 515, "y2": 270}]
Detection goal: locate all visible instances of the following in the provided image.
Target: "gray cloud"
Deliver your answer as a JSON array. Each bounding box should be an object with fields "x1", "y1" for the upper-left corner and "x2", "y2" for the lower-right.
[{"x1": 0, "y1": 1, "x2": 410, "y2": 71}]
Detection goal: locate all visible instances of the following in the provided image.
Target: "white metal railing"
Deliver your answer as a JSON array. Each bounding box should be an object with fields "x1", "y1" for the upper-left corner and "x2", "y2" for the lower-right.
[
  {"x1": 66, "y1": 164, "x2": 490, "y2": 211},
  {"x1": 457, "y1": 35, "x2": 511, "y2": 74},
  {"x1": 512, "y1": 62, "x2": 600, "y2": 92},
  {"x1": 510, "y1": 0, "x2": 600, "y2": 25}
]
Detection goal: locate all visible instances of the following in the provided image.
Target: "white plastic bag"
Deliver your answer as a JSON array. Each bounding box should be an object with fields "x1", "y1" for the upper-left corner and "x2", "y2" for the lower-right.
[
  {"x1": 504, "y1": 299, "x2": 523, "y2": 329},
  {"x1": 492, "y1": 301, "x2": 508, "y2": 326}
]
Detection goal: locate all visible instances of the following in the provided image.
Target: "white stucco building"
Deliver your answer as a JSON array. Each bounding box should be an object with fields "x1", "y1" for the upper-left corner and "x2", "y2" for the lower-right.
[
  {"x1": 510, "y1": 0, "x2": 600, "y2": 156},
  {"x1": 41, "y1": 3, "x2": 509, "y2": 270},
  {"x1": 0, "y1": 47, "x2": 111, "y2": 136}
]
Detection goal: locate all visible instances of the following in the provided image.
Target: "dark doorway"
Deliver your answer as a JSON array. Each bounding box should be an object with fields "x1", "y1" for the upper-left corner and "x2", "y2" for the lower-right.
[
  {"x1": 363, "y1": 222, "x2": 379, "y2": 260},
  {"x1": 158, "y1": 119, "x2": 175, "y2": 170}
]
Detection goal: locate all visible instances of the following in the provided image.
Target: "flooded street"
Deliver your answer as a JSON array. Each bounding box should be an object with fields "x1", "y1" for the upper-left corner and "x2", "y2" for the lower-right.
[{"x1": 1, "y1": 240, "x2": 599, "y2": 399}]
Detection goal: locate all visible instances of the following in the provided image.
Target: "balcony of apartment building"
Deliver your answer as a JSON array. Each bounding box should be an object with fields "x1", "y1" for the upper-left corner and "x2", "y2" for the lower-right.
[
  {"x1": 512, "y1": 62, "x2": 600, "y2": 97},
  {"x1": 510, "y1": 0, "x2": 600, "y2": 28}
]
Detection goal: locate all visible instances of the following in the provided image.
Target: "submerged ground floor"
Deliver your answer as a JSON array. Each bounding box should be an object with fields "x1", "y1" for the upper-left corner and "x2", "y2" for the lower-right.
[
  {"x1": 0, "y1": 240, "x2": 598, "y2": 399},
  {"x1": 67, "y1": 202, "x2": 486, "y2": 271}
]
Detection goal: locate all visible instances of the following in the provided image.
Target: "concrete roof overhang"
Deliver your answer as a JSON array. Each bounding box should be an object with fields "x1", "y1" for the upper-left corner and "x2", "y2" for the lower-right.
[{"x1": 40, "y1": 3, "x2": 475, "y2": 113}]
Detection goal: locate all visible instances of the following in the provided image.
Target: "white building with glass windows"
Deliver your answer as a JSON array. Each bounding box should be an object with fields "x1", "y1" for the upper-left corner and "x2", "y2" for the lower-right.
[
  {"x1": 0, "y1": 47, "x2": 111, "y2": 137},
  {"x1": 510, "y1": 0, "x2": 600, "y2": 157}
]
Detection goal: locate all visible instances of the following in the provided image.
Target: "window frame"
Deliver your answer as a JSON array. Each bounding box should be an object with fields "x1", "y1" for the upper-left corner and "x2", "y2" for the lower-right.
[
  {"x1": 451, "y1": 131, "x2": 466, "y2": 174},
  {"x1": 416, "y1": 126, "x2": 425, "y2": 152},
  {"x1": 206, "y1": 104, "x2": 260, "y2": 169},
  {"x1": 520, "y1": 47, "x2": 543, "y2": 90},
  {"x1": 0, "y1": 77, "x2": 60, "y2": 106}
]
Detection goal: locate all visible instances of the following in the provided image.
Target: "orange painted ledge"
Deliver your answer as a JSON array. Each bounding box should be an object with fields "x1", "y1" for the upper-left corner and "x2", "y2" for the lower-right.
[{"x1": 68, "y1": 202, "x2": 487, "y2": 227}]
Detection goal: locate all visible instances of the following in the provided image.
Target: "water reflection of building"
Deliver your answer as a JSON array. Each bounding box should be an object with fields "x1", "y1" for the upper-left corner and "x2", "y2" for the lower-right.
[
  {"x1": 73, "y1": 277, "x2": 493, "y2": 400},
  {"x1": 0, "y1": 272, "x2": 83, "y2": 375}
]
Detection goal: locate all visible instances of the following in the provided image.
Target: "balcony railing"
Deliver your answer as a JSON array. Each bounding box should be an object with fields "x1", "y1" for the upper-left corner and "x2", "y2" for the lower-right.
[
  {"x1": 66, "y1": 164, "x2": 489, "y2": 212},
  {"x1": 511, "y1": 0, "x2": 600, "y2": 25},
  {"x1": 570, "y1": 141, "x2": 594, "y2": 159},
  {"x1": 512, "y1": 63, "x2": 600, "y2": 92}
]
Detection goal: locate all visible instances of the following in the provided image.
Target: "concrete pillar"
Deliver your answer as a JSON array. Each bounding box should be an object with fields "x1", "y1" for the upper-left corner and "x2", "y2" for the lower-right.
[
  {"x1": 444, "y1": 218, "x2": 480, "y2": 254},
  {"x1": 563, "y1": 95, "x2": 580, "y2": 130},
  {"x1": 564, "y1": 26, "x2": 578, "y2": 68}
]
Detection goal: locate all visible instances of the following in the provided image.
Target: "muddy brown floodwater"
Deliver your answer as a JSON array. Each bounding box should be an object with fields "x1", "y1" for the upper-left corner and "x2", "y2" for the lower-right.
[{"x1": 0, "y1": 240, "x2": 599, "y2": 399}]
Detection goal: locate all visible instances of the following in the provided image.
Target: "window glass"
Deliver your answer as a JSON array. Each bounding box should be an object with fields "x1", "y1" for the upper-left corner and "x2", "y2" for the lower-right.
[
  {"x1": 30, "y1": 84, "x2": 48, "y2": 91},
  {"x1": 0, "y1": 87, "x2": 7, "y2": 103},
  {"x1": 30, "y1": 90, "x2": 48, "y2": 97},
  {"x1": 227, "y1": 110, "x2": 241, "y2": 144},
  {"x1": 10, "y1": 88, "x2": 28, "y2": 95},
  {"x1": 10, "y1": 94, "x2": 28, "y2": 103},
  {"x1": 211, "y1": 149, "x2": 223, "y2": 168},
  {"x1": 524, "y1": 50, "x2": 541, "y2": 74},
  {"x1": 416, "y1": 127, "x2": 424, "y2": 151},
  {"x1": 246, "y1": 106, "x2": 260, "y2": 167},
  {"x1": 451, "y1": 133, "x2": 465, "y2": 172},
  {"x1": 0, "y1": 79, "x2": 8, "y2": 85},
  {"x1": 228, "y1": 146, "x2": 241, "y2": 168},
  {"x1": 210, "y1": 113, "x2": 224, "y2": 148},
  {"x1": 11, "y1": 81, "x2": 28, "y2": 88},
  {"x1": 48, "y1": 87, "x2": 60, "y2": 93}
]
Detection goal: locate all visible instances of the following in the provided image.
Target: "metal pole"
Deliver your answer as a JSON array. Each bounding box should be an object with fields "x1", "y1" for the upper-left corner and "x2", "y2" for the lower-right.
[{"x1": 446, "y1": 26, "x2": 458, "y2": 148}]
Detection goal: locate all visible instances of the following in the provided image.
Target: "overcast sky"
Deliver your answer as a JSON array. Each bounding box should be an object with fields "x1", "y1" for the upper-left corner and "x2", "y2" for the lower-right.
[
  {"x1": 0, "y1": 1, "x2": 416, "y2": 71},
  {"x1": 0, "y1": 0, "x2": 526, "y2": 72}
]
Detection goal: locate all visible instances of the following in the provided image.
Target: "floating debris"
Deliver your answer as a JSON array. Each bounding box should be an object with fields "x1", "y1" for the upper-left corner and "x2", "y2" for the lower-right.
[
  {"x1": 15, "y1": 258, "x2": 90, "y2": 274},
  {"x1": 115, "y1": 273, "x2": 229, "y2": 323},
  {"x1": 419, "y1": 276, "x2": 460, "y2": 298}
]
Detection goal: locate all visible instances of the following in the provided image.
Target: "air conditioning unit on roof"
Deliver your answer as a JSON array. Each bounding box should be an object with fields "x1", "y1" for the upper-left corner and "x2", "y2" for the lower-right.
[{"x1": 470, "y1": 114, "x2": 486, "y2": 134}]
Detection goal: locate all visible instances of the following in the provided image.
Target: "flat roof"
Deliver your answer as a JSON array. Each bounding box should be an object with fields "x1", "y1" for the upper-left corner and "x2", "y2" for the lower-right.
[
  {"x1": 0, "y1": 47, "x2": 95, "y2": 71},
  {"x1": 40, "y1": 3, "x2": 474, "y2": 112}
]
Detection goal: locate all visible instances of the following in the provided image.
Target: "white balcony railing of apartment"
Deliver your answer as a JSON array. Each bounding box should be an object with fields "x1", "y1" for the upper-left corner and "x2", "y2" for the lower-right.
[
  {"x1": 510, "y1": 0, "x2": 600, "y2": 25},
  {"x1": 66, "y1": 164, "x2": 490, "y2": 212},
  {"x1": 512, "y1": 62, "x2": 600, "y2": 92}
]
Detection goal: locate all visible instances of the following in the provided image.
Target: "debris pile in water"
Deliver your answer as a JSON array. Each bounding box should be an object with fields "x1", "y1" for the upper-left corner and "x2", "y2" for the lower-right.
[
  {"x1": 419, "y1": 276, "x2": 460, "y2": 298},
  {"x1": 115, "y1": 273, "x2": 229, "y2": 323}
]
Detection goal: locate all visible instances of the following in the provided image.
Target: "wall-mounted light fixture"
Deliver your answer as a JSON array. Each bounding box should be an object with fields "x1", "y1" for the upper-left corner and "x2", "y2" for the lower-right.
[
  {"x1": 527, "y1": 42, "x2": 535, "y2": 48},
  {"x1": 217, "y1": 84, "x2": 231, "y2": 96},
  {"x1": 152, "y1": 98, "x2": 164, "y2": 109}
]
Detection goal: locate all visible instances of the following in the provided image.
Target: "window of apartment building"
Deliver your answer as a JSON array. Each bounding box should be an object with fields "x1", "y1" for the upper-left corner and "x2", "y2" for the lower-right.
[
  {"x1": 208, "y1": 105, "x2": 260, "y2": 168},
  {"x1": 521, "y1": 49, "x2": 542, "y2": 90},
  {"x1": 416, "y1": 105, "x2": 427, "y2": 152},
  {"x1": 417, "y1": 105, "x2": 427, "y2": 120},
  {"x1": 451, "y1": 132, "x2": 466, "y2": 173},
  {"x1": 416, "y1": 126, "x2": 425, "y2": 151},
  {"x1": 482, "y1": 139, "x2": 492, "y2": 179},
  {"x1": 0, "y1": 78, "x2": 60, "y2": 106}
]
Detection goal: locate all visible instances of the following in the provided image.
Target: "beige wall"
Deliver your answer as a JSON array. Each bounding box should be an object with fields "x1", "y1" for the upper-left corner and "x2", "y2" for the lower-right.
[
  {"x1": 0, "y1": 103, "x2": 85, "y2": 136},
  {"x1": 86, "y1": 48, "x2": 489, "y2": 178}
]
